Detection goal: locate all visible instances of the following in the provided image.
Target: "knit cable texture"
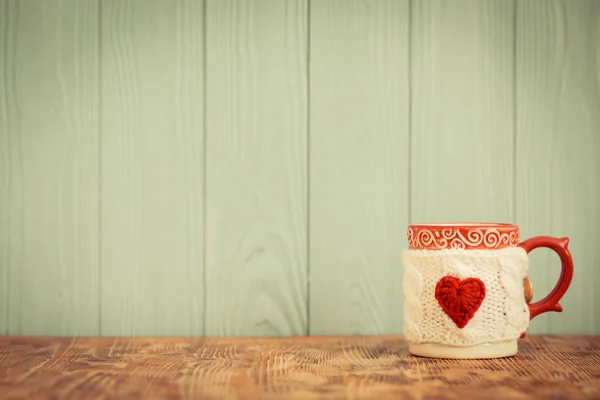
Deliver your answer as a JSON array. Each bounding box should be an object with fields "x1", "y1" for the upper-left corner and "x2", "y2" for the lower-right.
[{"x1": 403, "y1": 247, "x2": 531, "y2": 347}]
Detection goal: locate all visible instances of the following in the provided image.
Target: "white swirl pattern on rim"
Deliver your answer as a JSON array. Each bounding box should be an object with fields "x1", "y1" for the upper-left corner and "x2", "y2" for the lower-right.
[{"x1": 407, "y1": 227, "x2": 520, "y2": 250}]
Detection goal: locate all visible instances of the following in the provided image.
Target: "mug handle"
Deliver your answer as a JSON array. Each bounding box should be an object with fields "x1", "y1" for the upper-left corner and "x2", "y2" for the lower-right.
[{"x1": 519, "y1": 236, "x2": 574, "y2": 320}]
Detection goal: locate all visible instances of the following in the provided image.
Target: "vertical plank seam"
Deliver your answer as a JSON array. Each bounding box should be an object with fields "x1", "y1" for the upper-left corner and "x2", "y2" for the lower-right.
[
  {"x1": 202, "y1": 0, "x2": 208, "y2": 337},
  {"x1": 590, "y1": 0, "x2": 597, "y2": 335},
  {"x1": 513, "y1": 0, "x2": 517, "y2": 224},
  {"x1": 98, "y1": 0, "x2": 103, "y2": 337},
  {"x1": 1, "y1": 0, "x2": 6, "y2": 335},
  {"x1": 306, "y1": 0, "x2": 311, "y2": 337},
  {"x1": 13, "y1": 0, "x2": 22, "y2": 336},
  {"x1": 408, "y1": 0, "x2": 413, "y2": 226}
]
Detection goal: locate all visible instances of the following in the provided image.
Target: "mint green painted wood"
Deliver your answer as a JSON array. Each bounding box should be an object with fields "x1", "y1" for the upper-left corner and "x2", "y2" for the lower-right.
[
  {"x1": 204, "y1": 0, "x2": 308, "y2": 336},
  {"x1": 515, "y1": 0, "x2": 600, "y2": 335},
  {"x1": 0, "y1": 0, "x2": 13, "y2": 336},
  {"x1": 100, "y1": 0, "x2": 204, "y2": 336},
  {"x1": 0, "y1": 0, "x2": 100, "y2": 335},
  {"x1": 309, "y1": 0, "x2": 409, "y2": 335},
  {"x1": 1, "y1": 0, "x2": 599, "y2": 337},
  {"x1": 410, "y1": 0, "x2": 515, "y2": 224}
]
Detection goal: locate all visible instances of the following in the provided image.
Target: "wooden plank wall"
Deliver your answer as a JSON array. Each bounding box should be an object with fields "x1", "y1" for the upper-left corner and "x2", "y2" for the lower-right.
[
  {"x1": 516, "y1": 0, "x2": 600, "y2": 334},
  {"x1": 309, "y1": 0, "x2": 409, "y2": 335},
  {"x1": 0, "y1": 0, "x2": 598, "y2": 337},
  {"x1": 100, "y1": 0, "x2": 205, "y2": 336},
  {"x1": 1, "y1": 0, "x2": 100, "y2": 335},
  {"x1": 204, "y1": 0, "x2": 308, "y2": 337}
]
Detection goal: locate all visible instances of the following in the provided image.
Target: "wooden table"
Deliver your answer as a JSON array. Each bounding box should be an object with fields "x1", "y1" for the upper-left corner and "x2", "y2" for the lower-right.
[{"x1": 0, "y1": 335, "x2": 598, "y2": 399}]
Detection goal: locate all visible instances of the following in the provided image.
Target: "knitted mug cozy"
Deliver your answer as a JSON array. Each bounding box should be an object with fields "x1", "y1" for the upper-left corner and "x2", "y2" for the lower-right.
[{"x1": 402, "y1": 247, "x2": 531, "y2": 347}]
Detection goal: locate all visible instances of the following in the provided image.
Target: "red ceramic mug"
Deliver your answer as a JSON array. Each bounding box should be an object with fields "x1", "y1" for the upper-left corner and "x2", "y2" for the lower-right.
[{"x1": 402, "y1": 222, "x2": 573, "y2": 359}]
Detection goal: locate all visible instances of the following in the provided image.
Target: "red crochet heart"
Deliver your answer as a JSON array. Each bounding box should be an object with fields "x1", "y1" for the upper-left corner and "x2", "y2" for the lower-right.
[{"x1": 435, "y1": 276, "x2": 486, "y2": 329}]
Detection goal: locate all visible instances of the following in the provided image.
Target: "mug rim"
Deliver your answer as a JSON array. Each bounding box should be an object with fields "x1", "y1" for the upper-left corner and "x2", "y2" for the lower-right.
[
  {"x1": 407, "y1": 222, "x2": 520, "y2": 250},
  {"x1": 408, "y1": 222, "x2": 518, "y2": 229}
]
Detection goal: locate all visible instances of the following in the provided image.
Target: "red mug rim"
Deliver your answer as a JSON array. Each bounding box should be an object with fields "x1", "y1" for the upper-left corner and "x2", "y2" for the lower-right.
[
  {"x1": 407, "y1": 222, "x2": 520, "y2": 250},
  {"x1": 409, "y1": 222, "x2": 518, "y2": 229}
]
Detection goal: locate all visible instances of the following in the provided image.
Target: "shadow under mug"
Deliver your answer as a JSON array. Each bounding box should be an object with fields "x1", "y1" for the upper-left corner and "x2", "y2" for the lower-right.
[{"x1": 402, "y1": 222, "x2": 573, "y2": 359}]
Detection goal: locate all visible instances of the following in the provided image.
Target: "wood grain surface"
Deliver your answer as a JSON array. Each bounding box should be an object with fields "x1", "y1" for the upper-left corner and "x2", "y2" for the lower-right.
[
  {"x1": 0, "y1": 335, "x2": 598, "y2": 399},
  {"x1": 410, "y1": 0, "x2": 515, "y2": 223},
  {"x1": 100, "y1": 0, "x2": 204, "y2": 336},
  {"x1": 0, "y1": 0, "x2": 100, "y2": 336},
  {"x1": 309, "y1": 0, "x2": 409, "y2": 336},
  {"x1": 204, "y1": 0, "x2": 308, "y2": 337},
  {"x1": 515, "y1": 0, "x2": 600, "y2": 335}
]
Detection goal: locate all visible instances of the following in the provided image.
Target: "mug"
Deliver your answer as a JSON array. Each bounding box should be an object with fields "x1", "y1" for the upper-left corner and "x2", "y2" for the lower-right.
[{"x1": 402, "y1": 222, "x2": 573, "y2": 359}]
